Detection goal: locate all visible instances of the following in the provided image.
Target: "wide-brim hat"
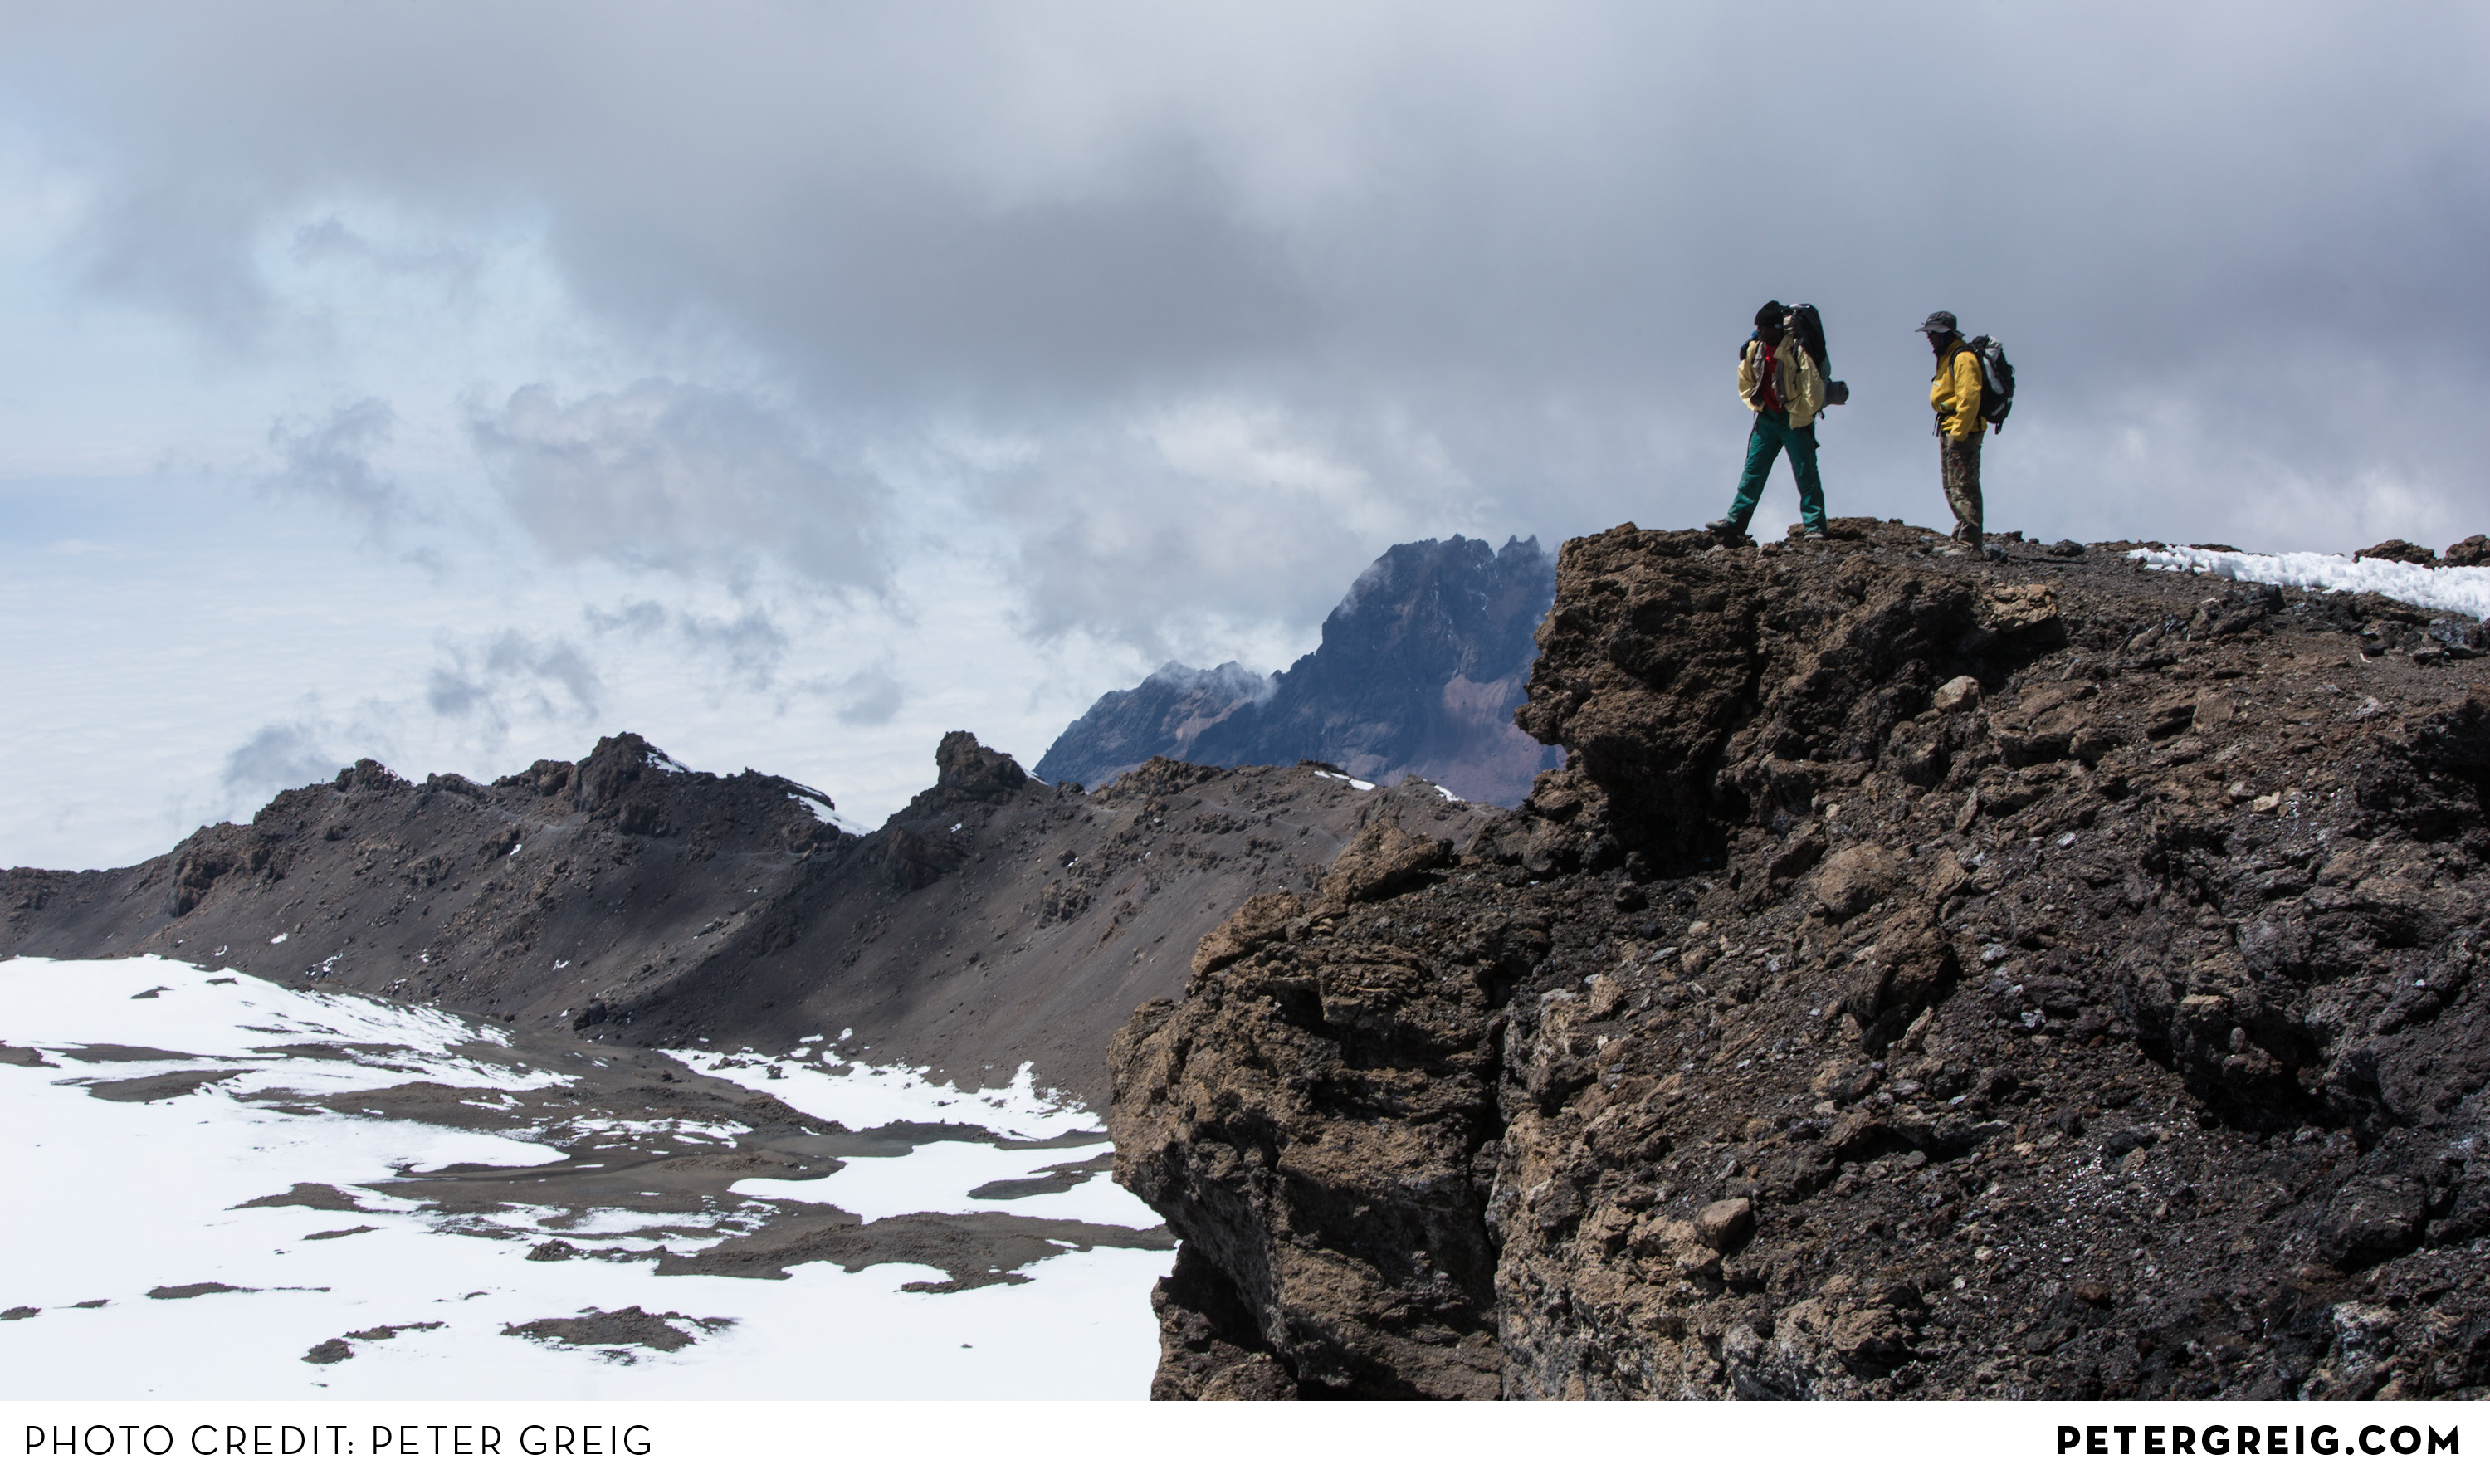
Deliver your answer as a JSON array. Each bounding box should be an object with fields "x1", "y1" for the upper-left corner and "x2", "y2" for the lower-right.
[{"x1": 1917, "y1": 310, "x2": 1958, "y2": 334}]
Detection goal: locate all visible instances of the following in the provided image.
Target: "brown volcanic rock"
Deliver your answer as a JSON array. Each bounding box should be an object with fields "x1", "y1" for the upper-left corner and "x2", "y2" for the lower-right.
[
  {"x1": 2439, "y1": 535, "x2": 2490, "y2": 569},
  {"x1": 1110, "y1": 840, "x2": 1509, "y2": 1399},
  {"x1": 2354, "y1": 539, "x2": 2435, "y2": 566},
  {"x1": 1115, "y1": 519, "x2": 2490, "y2": 1399}
]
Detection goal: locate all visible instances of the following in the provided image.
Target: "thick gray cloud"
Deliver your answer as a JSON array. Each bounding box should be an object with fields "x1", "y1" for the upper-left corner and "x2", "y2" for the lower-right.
[
  {"x1": 218, "y1": 722, "x2": 339, "y2": 813},
  {"x1": 425, "y1": 630, "x2": 603, "y2": 750},
  {"x1": 469, "y1": 379, "x2": 892, "y2": 593},
  {"x1": 7, "y1": 1, "x2": 2486, "y2": 649},
  {"x1": 263, "y1": 397, "x2": 408, "y2": 530},
  {"x1": 586, "y1": 598, "x2": 793, "y2": 686},
  {"x1": 834, "y1": 669, "x2": 906, "y2": 730}
]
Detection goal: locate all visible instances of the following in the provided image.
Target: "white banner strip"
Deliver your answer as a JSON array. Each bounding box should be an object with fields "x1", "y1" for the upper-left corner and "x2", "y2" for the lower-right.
[{"x1": 2, "y1": 1400, "x2": 2474, "y2": 1482}]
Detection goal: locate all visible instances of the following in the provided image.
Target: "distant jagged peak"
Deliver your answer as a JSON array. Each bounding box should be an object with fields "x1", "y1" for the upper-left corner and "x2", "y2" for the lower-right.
[
  {"x1": 1332, "y1": 532, "x2": 1548, "y2": 620},
  {"x1": 1140, "y1": 659, "x2": 1278, "y2": 706}
]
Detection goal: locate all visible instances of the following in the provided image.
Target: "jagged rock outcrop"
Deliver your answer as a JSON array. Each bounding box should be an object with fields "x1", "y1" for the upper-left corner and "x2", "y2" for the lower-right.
[
  {"x1": 1039, "y1": 535, "x2": 1565, "y2": 804},
  {"x1": 3, "y1": 733, "x2": 1501, "y2": 1106},
  {"x1": 1112, "y1": 520, "x2": 2490, "y2": 1399}
]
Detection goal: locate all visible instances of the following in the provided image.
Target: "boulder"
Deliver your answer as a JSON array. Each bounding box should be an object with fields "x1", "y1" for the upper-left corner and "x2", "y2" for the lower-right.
[
  {"x1": 1693, "y1": 1197, "x2": 1756, "y2": 1251},
  {"x1": 1814, "y1": 845, "x2": 1903, "y2": 920},
  {"x1": 2439, "y1": 534, "x2": 2490, "y2": 568}
]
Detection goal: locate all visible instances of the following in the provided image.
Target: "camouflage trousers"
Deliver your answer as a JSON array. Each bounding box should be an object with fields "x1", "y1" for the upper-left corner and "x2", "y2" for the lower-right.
[{"x1": 1941, "y1": 428, "x2": 1984, "y2": 544}]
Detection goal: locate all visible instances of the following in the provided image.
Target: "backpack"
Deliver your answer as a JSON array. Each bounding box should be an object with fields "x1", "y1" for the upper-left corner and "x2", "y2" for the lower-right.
[
  {"x1": 1782, "y1": 302, "x2": 1848, "y2": 405},
  {"x1": 1787, "y1": 302, "x2": 1831, "y2": 376},
  {"x1": 1957, "y1": 335, "x2": 2016, "y2": 432}
]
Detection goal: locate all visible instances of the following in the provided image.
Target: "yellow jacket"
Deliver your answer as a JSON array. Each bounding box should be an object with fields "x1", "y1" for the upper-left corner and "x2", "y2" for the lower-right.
[
  {"x1": 1930, "y1": 337, "x2": 1986, "y2": 441},
  {"x1": 1738, "y1": 338, "x2": 1825, "y2": 428}
]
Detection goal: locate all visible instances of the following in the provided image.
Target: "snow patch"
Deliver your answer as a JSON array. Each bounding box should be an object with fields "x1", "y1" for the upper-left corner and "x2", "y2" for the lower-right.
[
  {"x1": 784, "y1": 788, "x2": 864, "y2": 834},
  {"x1": 2132, "y1": 546, "x2": 2490, "y2": 619}
]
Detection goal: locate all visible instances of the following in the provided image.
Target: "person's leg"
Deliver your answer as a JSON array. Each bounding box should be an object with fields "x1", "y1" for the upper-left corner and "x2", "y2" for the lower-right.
[
  {"x1": 1718, "y1": 412, "x2": 1784, "y2": 534},
  {"x1": 1786, "y1": 421, "x2": 1827, "y2": 535},
  {"x1": 1959, "y1": 429, "x2": 1985, "y2": 543},
  {"x1": 1941, "y1": 432, "x2": 1985, "y2": 544}
]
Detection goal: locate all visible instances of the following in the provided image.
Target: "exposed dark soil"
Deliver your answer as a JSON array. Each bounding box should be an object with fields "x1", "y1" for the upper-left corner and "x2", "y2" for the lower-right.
[
  {"x1": 82, "y1": 1069, "x2": 247, "y2": 1102},
  {"x1": 969, "y1": 1151, "x2": 1117, "y2": 1199},
  {"x1": 654, "y1": 1209, "x2": 1173, "y2": 1286},
  {"x1": 149, "y1": 1282, "x2": 256, "y2": 1300},
  {"x1": 502, "y1": 1306, "x2": 732, "y2": 1354}
]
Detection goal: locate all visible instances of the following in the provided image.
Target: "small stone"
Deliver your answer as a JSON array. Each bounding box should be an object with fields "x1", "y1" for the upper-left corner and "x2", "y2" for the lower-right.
[
  {"x1": 1813, "y1": 844, "x2": 1902, "y2": 919},
  {"x1": 1809, "y1": 1057, "x2": 1879, "y2": 1105},
  {"x1": 1933, "y1": 676, "x2": 1982, "y2": 714},
  {"x1": 526, "y1": 1239, "x2": 579, "y2": 1262},
  {"x1": 2250, "y1": 793, "x2": 2281, "y2": 813},
  {"x1": 303, "y1": 1339, "x2": 353, "y2": 1365},
  {"x1": 2100, "y1": 1125, "x2": 2160, "y2": 1159},
  {"x1": 1693, "y1": 1198, "x2": 1755, "y2": 1251}
]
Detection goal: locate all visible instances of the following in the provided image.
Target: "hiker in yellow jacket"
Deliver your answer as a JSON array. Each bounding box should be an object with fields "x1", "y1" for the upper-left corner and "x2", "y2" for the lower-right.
[
  {"x1": 1921, "y1": 310, "x2": 1987, "y2": 548},
  {"x1": 1706, "y1": 301, "x2": 1828, "y2": 543}
]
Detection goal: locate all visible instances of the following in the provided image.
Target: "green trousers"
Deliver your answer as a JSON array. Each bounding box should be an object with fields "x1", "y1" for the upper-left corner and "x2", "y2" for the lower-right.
[{"x1": 1723, "y1": 408, "x2": 1827, "y2": 535}]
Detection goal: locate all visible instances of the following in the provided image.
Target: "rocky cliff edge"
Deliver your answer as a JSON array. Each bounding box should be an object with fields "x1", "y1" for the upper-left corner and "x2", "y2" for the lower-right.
[{"x1": 1110, "y1": 519, "x2": 2490, "y2": 1399}]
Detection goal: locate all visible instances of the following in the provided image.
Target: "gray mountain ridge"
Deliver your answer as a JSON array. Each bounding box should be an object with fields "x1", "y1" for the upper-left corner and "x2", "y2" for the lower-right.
[{"x1": 1037, "y1": 535, "x2": 1565, "y2": 805}]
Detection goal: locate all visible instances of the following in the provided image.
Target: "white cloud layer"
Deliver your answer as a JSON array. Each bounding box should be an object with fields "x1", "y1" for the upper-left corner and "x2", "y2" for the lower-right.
[{"x1": 3, "y1": 2, "x2": 2486, "y2": 866}]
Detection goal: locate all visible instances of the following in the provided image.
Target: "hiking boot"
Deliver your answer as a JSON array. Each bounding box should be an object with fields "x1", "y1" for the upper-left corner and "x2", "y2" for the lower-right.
[
  {"x1": 1703, "y1": 517, "x2": 1745, "y2": 539},
  {"x1": 1801, "y1": 529, "x2": 1828, "y2": 541}
]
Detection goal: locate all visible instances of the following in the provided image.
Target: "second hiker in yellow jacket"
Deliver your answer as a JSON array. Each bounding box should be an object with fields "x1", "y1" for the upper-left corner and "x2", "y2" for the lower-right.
[{"x1": 1921, "y1": 310, "x2": 1987, "y2": 547}]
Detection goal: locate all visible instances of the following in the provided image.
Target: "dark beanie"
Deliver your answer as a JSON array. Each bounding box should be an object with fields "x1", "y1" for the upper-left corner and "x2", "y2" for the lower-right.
[{"x1": 1755, "y1": 300, "x2": 1789, "y2": 330}]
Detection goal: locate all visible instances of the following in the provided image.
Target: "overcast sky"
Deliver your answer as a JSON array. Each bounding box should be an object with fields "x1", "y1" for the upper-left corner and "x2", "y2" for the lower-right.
[{"x1": 4, "y1": 1, "x2": 2485, "y2": 866}]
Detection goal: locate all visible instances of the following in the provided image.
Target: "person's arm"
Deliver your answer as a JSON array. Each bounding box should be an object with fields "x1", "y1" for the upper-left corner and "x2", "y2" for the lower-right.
[
  {"x1": 1737, "y1": 342, "x2": 1761, "y2": 411},
  {"x1": 1945, "y1": 348, "x2": 1985, "y2": 439},
  {"x1": 1787, "y1": 347, "x2": 1824, "y2": 425}
]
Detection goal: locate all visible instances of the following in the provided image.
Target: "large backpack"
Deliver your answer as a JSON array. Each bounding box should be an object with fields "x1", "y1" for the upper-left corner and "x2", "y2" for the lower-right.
[
  {"x1": 1787, "y1": 302, "x2": 1831, "y2": 375},
  {"x1": 1785, "y1": 302, "x2": 1847, "y2": 405},
  {"x1": 1958, "y1": 335, "x2": 2016, "y2": 432}
]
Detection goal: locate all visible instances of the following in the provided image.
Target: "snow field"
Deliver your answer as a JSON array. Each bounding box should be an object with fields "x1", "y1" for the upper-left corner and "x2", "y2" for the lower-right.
[{"x1": 0, "y1": 956, "x2": 1169, "y2": 1399}]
